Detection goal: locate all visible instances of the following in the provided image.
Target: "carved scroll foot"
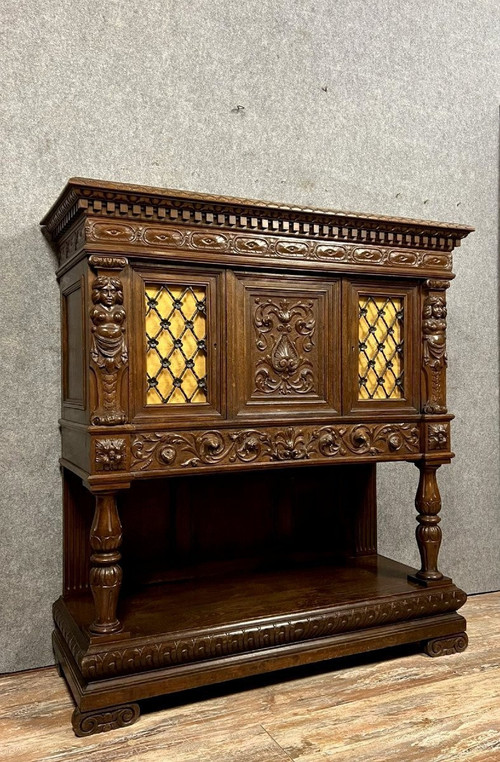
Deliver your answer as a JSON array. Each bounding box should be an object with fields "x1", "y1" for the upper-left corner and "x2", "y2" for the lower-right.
[
  {"x1": 72, "y1": 703, "x2": 140, "y2": 737},
  {"x1": 424, "y1": 632, "x2": 468, "y2": 657},
  {"x1": 89, "y1": 493, "x2": 123, "y2": 635}
]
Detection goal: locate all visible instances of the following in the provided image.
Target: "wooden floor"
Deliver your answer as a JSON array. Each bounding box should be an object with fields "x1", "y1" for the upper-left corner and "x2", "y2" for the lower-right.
[{"x1": 0, "y1": 593, "x2": 499, "y2": 762}]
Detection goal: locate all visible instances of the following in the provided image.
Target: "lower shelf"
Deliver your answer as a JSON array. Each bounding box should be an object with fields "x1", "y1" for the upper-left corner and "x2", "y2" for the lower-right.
[{"x1": 53, "y1": 554, "x2": 467, "y2": 734}]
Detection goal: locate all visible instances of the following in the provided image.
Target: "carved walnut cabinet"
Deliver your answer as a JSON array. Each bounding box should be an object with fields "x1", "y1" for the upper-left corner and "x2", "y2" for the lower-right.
[{"x1": 41, "y1": 178, "x2": 473, "y2": 736}]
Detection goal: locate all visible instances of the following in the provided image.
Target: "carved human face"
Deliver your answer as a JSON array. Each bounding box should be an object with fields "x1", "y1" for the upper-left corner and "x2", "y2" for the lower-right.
[
  {"x1": 432, "y1": 299, "x2": 447, "y2": 319},
  {"x1": 92, "y1": 277, "x2": 123, "y2": 307}
]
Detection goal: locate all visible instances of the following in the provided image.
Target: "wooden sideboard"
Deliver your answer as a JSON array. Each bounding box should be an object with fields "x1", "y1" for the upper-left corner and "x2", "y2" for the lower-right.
[{"x1": 41, "y1": 178, "x2": 473, "y2": 736}]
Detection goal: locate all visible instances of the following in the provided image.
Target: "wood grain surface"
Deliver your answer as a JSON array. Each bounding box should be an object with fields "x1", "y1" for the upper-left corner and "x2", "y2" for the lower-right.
[{"x1": 0, "y1": 592, "x2": 498, "y2": 761}]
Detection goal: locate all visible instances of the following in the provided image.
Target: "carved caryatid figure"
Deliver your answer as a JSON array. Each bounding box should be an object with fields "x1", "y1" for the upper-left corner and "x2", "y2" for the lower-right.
[
  {"x1": 422, "y1": 293, "x2": 447, "y2": 414},
  {"x1": 90, "y1": 276, "x2": 128, "y2": 425}
]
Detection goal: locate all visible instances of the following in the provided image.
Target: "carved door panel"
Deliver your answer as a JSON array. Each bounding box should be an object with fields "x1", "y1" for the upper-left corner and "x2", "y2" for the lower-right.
[
  {"x1": 228, "y1": 272, "x2": 341, "y2": 418},
  {"x1": 343, "y1": 279, "x2": 419, "y2": 414},
  {"x1": 130, "y1": 265, "x2": 224, "y2": 423}
]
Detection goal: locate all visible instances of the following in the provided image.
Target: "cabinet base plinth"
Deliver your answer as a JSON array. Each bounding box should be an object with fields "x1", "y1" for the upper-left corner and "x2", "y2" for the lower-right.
[{"x1": 52, "y1": 556, "x2": 467, "y2": 736}]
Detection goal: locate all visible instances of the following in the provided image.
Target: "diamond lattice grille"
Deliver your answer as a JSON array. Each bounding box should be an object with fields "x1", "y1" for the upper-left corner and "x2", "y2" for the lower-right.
[
  {"x1": 145, "y1": 284, "x2": 207, "y2": 404},
  {"x1": 358, "y1": 296, "x2": 404, "y2": 400}
]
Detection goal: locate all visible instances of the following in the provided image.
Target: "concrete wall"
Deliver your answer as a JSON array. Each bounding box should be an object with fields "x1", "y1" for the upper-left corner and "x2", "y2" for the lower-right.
[{"x1": 1, "y1": 0, "x2": 498, "y2": 671}]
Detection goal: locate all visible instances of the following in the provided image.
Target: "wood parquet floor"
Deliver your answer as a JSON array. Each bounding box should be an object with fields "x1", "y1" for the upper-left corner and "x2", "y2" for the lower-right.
[{"x1": 0, "y1": 592, "x2": 499, "y2": 762}]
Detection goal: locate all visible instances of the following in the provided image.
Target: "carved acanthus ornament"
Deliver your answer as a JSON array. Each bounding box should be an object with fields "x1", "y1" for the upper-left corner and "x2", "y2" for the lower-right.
[
  {"x1": 130, "y1": 423, "x2": 420, "y2": 472},
  {"x1": 253, "y1": 297, "x2": 316, "y2": 394},
  {"x1": 90, "y1": 276, "x2": 128, "y2": 425}
]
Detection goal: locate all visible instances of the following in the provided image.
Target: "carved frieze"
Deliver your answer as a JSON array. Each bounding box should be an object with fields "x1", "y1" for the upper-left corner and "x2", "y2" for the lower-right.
[
  {"x1": 130, "y1": 423, "x2": 420, "y2": 472},
  {"x1": 422, "y1": 288, "x2": 448, "y2": 414},
  {"x1": 84, "y1": 220, "x2": 454, "y2": 273},
  {"x1": 89, "y1": 276, "x2": 128, "y2": 425},
  {"x1": 253, "y1": 297, "x2": 316, "y2": 395}
]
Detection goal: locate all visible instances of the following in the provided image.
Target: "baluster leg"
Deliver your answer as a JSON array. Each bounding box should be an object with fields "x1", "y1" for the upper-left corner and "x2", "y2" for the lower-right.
[
  {"x1": 409, "y1": 461, "x2": 450, "y2": 585},
  {"x1": 89, "y1": 492, "x2": 123, "y2": 634}
]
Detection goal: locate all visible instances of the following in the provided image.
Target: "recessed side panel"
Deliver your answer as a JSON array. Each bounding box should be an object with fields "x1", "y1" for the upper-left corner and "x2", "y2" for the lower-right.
[
  {"x1": 62, "y1": 280, "x2": 84, "y2": 406},
  {"x1": 229, "y1": 272, "x2": 341, "y2": 418}
]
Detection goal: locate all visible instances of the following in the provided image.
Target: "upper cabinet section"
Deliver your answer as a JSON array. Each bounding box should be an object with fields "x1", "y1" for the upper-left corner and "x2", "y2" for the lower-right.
[{"x1": 42, "y1": 178, "x2": 473, "y2": 281}]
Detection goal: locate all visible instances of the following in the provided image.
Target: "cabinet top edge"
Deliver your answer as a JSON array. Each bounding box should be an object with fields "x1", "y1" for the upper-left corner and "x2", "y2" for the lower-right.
[{"x1": 40, "y1": 177, "x2": 474, "y2": 243}]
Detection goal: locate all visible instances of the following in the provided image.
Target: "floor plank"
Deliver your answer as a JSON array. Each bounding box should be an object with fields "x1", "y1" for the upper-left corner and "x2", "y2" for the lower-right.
[{"x1": 0, "y1": 592, "x2": 498, "y2": 761}]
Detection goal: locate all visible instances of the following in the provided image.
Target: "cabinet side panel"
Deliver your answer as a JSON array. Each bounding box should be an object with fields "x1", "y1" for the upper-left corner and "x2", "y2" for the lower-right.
[
  {"x1": 63, "y1": 469, "x2": 92, "y2": 596},
  {"x1": 63, "y1": 284, "x2": 84, "y2": 404}
]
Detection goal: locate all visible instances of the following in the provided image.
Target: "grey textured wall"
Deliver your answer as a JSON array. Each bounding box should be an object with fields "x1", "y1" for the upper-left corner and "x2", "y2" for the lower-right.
[{"x1": 1, "y1": 0, "x2": 499, "y2": 672}]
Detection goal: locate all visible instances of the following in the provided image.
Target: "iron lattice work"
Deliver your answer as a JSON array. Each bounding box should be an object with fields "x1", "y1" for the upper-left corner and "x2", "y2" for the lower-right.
[
  {"x1": 358, "y1": 295, "x2": 404, "y2": 400},
  {"x1": 145, "y1": 284, "x2": 207, "y2": 404}
]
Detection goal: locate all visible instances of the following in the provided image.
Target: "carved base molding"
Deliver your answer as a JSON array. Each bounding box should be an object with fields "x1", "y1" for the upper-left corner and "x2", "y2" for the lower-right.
[
  {"x1": 54, "y1": 586, "x2": 466, "y2": 681},
  {"x1": 72, "y1": 704, "x2": 140, "y2": 737},
  {"x1": 424, "y1": 632, "x2": 468, "y2": 657}
]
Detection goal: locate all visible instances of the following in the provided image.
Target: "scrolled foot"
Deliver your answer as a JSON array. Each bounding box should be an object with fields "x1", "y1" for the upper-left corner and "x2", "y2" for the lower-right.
[
  {"x1": 424, "y1": 632, "x2": 468, "y2": 657},
  {"x1": 72, "y1": 703, "x2": 140, "y2": 737}
]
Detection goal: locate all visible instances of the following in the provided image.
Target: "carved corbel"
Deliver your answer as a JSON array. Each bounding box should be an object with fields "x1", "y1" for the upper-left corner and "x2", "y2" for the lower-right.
[{"x1": 422, "y1": 279, "x2": 450, "y2": 414}]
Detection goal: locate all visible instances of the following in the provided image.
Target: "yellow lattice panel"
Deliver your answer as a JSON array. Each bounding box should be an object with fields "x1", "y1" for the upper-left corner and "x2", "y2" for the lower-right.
[
  {"x1": 358, "y1": 296, "x2": 404, "y2": 400},
  {"x1": 145, "y1": 284, "x2": 207, "y2": 404}
]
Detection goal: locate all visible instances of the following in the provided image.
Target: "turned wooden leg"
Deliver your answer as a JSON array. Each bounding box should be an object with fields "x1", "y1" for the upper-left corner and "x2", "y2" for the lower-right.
[
  {"x1": 72, "y1": 703, "x2": 140, "y2": 736},
  {"x1": 89, "y1": 492, "x2": 123, "y2": 634},
  {"x1": 410, "y1": 461, "x2": 448, "y2": 585}
]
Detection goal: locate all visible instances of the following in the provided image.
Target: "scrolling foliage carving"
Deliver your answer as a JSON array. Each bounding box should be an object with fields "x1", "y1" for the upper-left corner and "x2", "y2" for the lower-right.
[
  {"x1": 131, "y1": 423, "x2": 420, "y2": 472},
  {"x1": 422, "y1": 280, "x2": 449, "y2": 414},
  {"x1": 90, "y1": 276, "x2": 128, "y2": 425},
  {"x1": 253, "y1": 297, "x2": 316, "y2": 395}
]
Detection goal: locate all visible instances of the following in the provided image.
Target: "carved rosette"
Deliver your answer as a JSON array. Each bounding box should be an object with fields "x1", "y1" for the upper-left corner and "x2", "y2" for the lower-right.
[
  {"x1": 253, "y1": 297, "x2": 316, "y2": 394},
  {"x1": 94, "y1": 438, "x2": 127, "y2": 471},
  {"x1": 422, "y1": 279, "x2": 449, "y2": 414},
  {"x1": 89, "y1": 274, "x2": 128, "y2": 425},
  {"x1": 130, "y1": 423, "x2": 420, "y2": 472}
]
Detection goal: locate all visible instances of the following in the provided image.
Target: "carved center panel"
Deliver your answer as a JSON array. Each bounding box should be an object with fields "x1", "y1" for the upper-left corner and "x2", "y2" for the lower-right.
[
  {"x1": 232, "y1": 276, "x2": 340, "y2": 414},
  {"x1": 253, "y1": 297, "x2": 316, "y2": 395}
]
